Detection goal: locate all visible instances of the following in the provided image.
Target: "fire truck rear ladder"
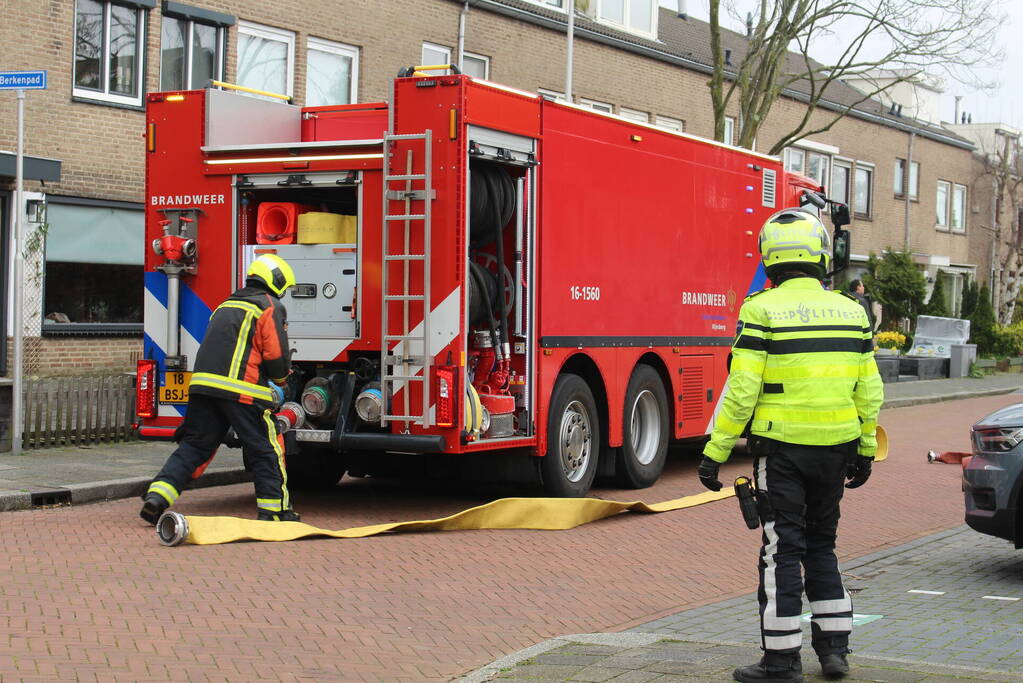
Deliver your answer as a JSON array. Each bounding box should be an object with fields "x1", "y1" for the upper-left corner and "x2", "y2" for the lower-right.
[{"x1": 381, "y1": 130, "x2": 435, "y2": 428}]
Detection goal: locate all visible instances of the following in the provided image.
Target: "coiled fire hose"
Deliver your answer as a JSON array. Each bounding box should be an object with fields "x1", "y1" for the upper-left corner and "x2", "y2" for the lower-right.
[{"x1": 155, "y1": 429, "x2": 887, "y2": 547}]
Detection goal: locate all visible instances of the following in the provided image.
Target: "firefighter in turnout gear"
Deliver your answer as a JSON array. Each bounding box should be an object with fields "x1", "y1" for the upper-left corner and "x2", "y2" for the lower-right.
[
  {"x1": 698, "y1": 209, "x2": 884, "y2": 682},
  {"x1": 140, "y1": 254, "x2": 300, "y2": 524}
]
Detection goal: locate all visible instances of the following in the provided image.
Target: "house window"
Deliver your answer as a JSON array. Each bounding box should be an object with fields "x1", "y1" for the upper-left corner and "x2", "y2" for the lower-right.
[
  {"x1": 785, "y1": 147, "x2": 805, "y2": 172},
  {"x1": 831, "y1": 160, "x2": 851, "y2": 206},
  {"x1": 579, "y1": 98, "x2": 613, "y2": 113},
  {"x1": 655, "y1": 115, "x2": 684, "y2": 132},
  {"x1": 160, "y1": 8, "x2": 229, "y2": 92},
  {"x1": 723, "y1": 116, "x2": 736, "y2": 146},
  {"x1": 461, "y1": 51, "x2": 489, "y2": 79},
  {"x1": 237, "y1": 21, "x2": 295, "y2": 99},
  {"x1": 306, "y1": 37, "x2": 359, "y2": 106},
  {"x1": 619, "y1": 108, "x2": 649, "y2": 123},
  {"x1": 894, "y1": 158, "x2": 919, "y2": 199},
  {"x1": 43, "y1": 198, "x2": 144, "y2": 328},
  {"x1": 952, "y1": 183, "x2": 967, "y2": 233},
  {"x1": 538, "y1": 88, "x2": 567, "y2": 102},
  {"x1": 73, "y1": 0, "x2": 147, "y2": 106},
  {"x1": 597, "y1": 0, "x2": 656, "y2": 34},
  {"x1": 421, "y1": 42, "x2": 452, "y2": 71},
  {"x1": 854, "y1": 165, "x2": 873, "y2": 217},
  {"x1": 807, "y1": 152, "x2": 829, "y2": 188},
  {"x1": 936, "y1": 180, "x2": 950, "y2": 228}
]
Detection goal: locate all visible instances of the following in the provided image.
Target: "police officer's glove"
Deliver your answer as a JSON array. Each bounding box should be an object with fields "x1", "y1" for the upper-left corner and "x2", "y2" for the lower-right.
[
  {"x1": 698, "y1": 456, "x2": 723, "y2": 491},
  {"x1": 845, "y1": 455, "x2": 874, "y2": 489}
]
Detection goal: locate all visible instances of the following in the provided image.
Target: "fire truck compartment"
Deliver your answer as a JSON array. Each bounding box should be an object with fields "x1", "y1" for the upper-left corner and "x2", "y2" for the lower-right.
[{"x1": 238, "y1": 173, "x2": 361, "y2": 339}]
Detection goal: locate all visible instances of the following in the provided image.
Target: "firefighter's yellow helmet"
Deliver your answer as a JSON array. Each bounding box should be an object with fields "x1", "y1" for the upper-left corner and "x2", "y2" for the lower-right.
[
  {"x1": 758, "y1": 209, "x2": 832, "y2": 279},
  {"x1": 246, "y1": 253, "x2": 296, "y2": 297}
]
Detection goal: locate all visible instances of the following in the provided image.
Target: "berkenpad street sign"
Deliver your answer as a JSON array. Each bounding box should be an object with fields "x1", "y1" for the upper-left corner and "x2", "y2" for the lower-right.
[{"x1": 0, "y1": 70, "x2": 47, "y2": 90}]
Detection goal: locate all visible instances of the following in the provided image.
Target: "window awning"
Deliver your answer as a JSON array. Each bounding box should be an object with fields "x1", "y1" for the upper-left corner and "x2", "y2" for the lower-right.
[{"x1": 0, "y1": 152, "x2": 61, "y2": 182}]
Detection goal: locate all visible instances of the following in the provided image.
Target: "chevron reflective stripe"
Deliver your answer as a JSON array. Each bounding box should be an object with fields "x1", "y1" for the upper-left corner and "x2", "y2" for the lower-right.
[
  {"x1": 189, "y1": 372, "x2": 273, "y2": 401},
  {"x1": 256, "y1": 498, "x2": 283, "y2": 512},
  {"x1": 148, "y1": 480, "x2": 180, "y2": 505}
]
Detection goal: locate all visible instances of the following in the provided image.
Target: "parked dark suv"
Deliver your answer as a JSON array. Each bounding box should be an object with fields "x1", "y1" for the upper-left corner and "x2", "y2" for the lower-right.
[{"x1": 965, "y1": 403, "x2": 1023, "y2": 548}]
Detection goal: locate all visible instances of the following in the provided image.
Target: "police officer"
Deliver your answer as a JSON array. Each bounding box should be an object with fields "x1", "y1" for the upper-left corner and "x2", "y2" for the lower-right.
[
  {"x1": 698, "y1": 209, "x2": 884, "y2": 682},
  {"x1": 140, "y1": 254, "x2": 300, "y2": 524}
]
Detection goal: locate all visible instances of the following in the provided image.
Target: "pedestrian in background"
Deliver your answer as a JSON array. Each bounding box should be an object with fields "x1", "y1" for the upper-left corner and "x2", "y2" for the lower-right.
[
  {"x1": 140, "y1": 254, "x2": 300, "y2": 524},
  {"x1": 698, "y1": 209, "x2": 884, "y2": 682},
  {"x1": 847, "y1": 279, "x2": 876, "y2": 332}
]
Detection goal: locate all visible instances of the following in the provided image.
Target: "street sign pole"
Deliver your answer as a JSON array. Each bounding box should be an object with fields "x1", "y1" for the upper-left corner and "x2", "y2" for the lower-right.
[
  {"x1": 1, "y1": 71, "x2": 47, "y2": 456},
  {"x1": 12, "y1": 88, "x2": 24, "y2": 456}
]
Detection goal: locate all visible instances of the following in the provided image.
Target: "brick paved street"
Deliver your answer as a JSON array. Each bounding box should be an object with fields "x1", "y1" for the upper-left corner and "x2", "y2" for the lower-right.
[{"x1": 0, "y1": 393, "x2": 1018, "y2": 681}]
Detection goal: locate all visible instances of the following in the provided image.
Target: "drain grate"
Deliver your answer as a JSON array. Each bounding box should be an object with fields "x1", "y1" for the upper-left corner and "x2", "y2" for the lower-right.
[{"x1": 30, "y1": 488, "x2": 72, "y2": 507}]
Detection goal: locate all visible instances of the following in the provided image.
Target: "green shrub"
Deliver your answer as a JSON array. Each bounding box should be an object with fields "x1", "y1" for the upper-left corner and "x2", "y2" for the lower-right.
[
  {"x1": 961, "y1": 276, "x2": 978, "y2": 319},
  {"x1": 924, "y1": 271, "x2": 949, "y2": 318},
  {"x1": 863, "y1": 249, "x2": 926, "y2": 330},
  {"x1": 992, "y1": 323, "x2": 1023, "y2": 358}
]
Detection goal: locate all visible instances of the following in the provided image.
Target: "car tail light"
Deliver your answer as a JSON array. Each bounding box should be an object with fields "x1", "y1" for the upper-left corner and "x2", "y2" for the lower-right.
[
  {"x1": 136, "y1": 360, "x2": 157, "y2": 418},
  {"x1": 435, "y1": 365, "x2": 456, "y2": 427},
  {"x1": 973, "y1": 427, "x2": 1023, "y2": 453}
]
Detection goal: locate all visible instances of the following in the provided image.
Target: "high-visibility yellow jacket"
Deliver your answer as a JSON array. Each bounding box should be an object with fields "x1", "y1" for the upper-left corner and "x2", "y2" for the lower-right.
[{"x1": 704, "y1": 276, "x2": 884, "y2": 462}]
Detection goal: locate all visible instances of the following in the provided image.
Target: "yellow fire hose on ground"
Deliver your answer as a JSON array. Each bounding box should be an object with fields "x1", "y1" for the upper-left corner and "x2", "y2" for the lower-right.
[{"x1": 155, "y1": 427, "x2": 888, "y2": 547}]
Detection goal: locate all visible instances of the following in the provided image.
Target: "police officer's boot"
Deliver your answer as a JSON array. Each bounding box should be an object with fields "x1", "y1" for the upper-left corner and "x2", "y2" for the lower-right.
[
  {"x1": 733, "y1": 652, "x2": 803, "y2": 683},
  {"x1": 139, "y1": 493, "x2": 169, "y2": 525},
  {"x1": 819, "y1": 652, "x2": 850, "y2": 678},
  {"x1": 257, "y1": 508, "x2": 301, "y2": 522}
]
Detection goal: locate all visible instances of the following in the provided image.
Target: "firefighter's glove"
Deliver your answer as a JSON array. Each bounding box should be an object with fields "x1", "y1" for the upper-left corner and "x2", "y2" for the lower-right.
[
  {"x1": 845, "y1": 455, "x2": 873, "y2": 489},
  {"x1": 698, "y1": 456, "x2": 723, "y2": 492}
]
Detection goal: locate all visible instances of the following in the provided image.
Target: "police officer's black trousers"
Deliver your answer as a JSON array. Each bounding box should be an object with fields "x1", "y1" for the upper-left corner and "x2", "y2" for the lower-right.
[
  {"x1": 752, "y1": 440, "x2": 854, "y2": 659},
  {"x1": 148, "y1": 394, "x2": 290, "y2": 514}
]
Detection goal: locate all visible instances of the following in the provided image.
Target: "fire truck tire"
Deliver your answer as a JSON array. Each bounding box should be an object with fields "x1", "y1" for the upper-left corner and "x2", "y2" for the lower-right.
[
  {"x1": 616, "y1": 365, "x2": 669, "y2": 488},
  {"x1": 285, "y1": 448, "x2": 346, "y2": 490},
  {"x1": 540, "y1": 373, "x2": 600, "y2": 497}
]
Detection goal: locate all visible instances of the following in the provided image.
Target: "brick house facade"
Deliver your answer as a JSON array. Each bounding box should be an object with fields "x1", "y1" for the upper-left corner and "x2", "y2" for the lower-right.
[{"x1": 0, "y1": 0, "x2": 982, "y2": 376}]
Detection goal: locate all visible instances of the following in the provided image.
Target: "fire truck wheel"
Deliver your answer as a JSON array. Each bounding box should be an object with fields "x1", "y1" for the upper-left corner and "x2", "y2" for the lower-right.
[
  {"x1": 541, "y1": 373, "x2": 600, "y2": 497},
  {"x1": 285, "y1": 448, "x2": 346, "y2": 490},
  {"x1": 616, "y1": 365, "x2": 669, "y2": 488}
]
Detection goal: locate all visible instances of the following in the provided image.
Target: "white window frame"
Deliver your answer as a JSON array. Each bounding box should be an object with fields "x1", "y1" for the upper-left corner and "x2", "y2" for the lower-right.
[
  {"x1": 619, "y1": 107, "x2": 649, "y2": 123},
  {"x1": 723, "y1": 116, "x2": 736, "y2": 146},
  {"x1": 785, "y1": 147, "x2": 805, "y2": 173},
  {"x1": 237, "y1": 20, "x2": 295, "y2": 98},
  {"x1": 72, "y1": 0, "x2": 147, "y2": 107},
  {"x1": 159, "y1": 15, "x2": 226, "y2": 92},
  {"x1": 538, "y1": 88, "x2": 567, "y2": 102},
  {"x1": 853, "y1": 162, "x2": 874, "y2": 218},
  {"x1": 654, "y1": 115, "x2": 684, "y2": 132},
  {"x1": 522, "y1": 0, "x2": 566, "y2": 9},
  {"x1": 461, "y1": 51, "x2": 490, "y2": 79},
  {"x1": 306, "y1": 36, "x2": 359, "y2": 106},
  {"x1": 596, "y1": 0, "x2": 657, "y2": 37},
  {"x1": 936, "y1": 179, "x2": 950, "y2": 229},
  {"x1": 951, "y1": 183, "x2": 967, "y2": 233},
  {"x1": 894, "y1": 158, "x2": 919, "y2": 199},
  {"x1": 579, "y1": 97, "x2": 613, "y2": 113},
  {"x1": 421, "y1": 41, "x2": 452, "y2": 70},
  {"x1": 830, "y1": 158, "x2": 852, "y2": 207}
]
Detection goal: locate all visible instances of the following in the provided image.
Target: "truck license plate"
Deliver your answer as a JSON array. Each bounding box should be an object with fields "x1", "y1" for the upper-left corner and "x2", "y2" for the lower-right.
[{"x1": 160, "y1": 371, "x2": 191, "y2": 404}]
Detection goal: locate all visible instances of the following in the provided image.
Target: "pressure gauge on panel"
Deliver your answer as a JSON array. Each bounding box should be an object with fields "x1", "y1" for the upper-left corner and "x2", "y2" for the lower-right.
[{"x1": 323, "y1": 282, "x2": 337, "y2": 299}]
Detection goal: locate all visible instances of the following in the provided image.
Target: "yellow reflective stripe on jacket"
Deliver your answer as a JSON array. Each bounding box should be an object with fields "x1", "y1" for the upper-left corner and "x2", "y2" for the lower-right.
[
  {"x1": 214, "y1": 302, "x2": 261, "y2": 381},
  {"x1": 189, "y1": 372, "x2": 273, "y2": 401}
]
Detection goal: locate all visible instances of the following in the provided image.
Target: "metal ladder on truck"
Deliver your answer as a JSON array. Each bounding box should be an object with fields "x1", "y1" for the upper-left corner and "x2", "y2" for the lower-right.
[{"x1": 381, "y1": 130, "x2": 435, "y2": 428}]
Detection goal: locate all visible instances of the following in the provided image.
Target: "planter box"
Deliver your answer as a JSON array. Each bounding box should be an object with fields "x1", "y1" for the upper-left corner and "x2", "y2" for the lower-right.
[
  {"x1": 976, "y1": 358, "x2": 997, "y2": 370},
  {"x1": 900, "y1": 357, "x2": 950, "y2": 380},
  {"x1": 875, "y1": 357, "x2": 899, "y2": 383}
]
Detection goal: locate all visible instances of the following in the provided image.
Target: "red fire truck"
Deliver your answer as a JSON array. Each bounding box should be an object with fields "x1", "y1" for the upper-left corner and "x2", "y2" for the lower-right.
[{"x1": 136, "y1": 67, "x2": 848, "y2": 496}]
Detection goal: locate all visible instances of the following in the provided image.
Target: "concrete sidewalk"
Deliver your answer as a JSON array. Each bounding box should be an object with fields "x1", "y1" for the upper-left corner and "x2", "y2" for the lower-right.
[{"x1": 0, "y1": 373, "x2": 1020, "y2": 513}]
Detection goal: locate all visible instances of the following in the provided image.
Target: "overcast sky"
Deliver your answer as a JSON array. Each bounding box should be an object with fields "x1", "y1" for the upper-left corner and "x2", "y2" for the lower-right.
[{"x1": 657, "y1": 0, "x2": 1022, "y2": 130}]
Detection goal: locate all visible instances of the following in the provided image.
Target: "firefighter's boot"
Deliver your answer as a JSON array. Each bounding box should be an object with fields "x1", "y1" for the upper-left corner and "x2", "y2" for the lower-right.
[
  {"x1": 819, "y1": 653, "x2": 849, "y2": 678},
  {"x1": 733, "y1": 654, "x2": 803, "y2": 683},
  {"x1": 257, "y1": 509, "x2": 301, "y2": 522},
  {"x1": 139, "y1": 493, "x2": 169, "y2": 525}
]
